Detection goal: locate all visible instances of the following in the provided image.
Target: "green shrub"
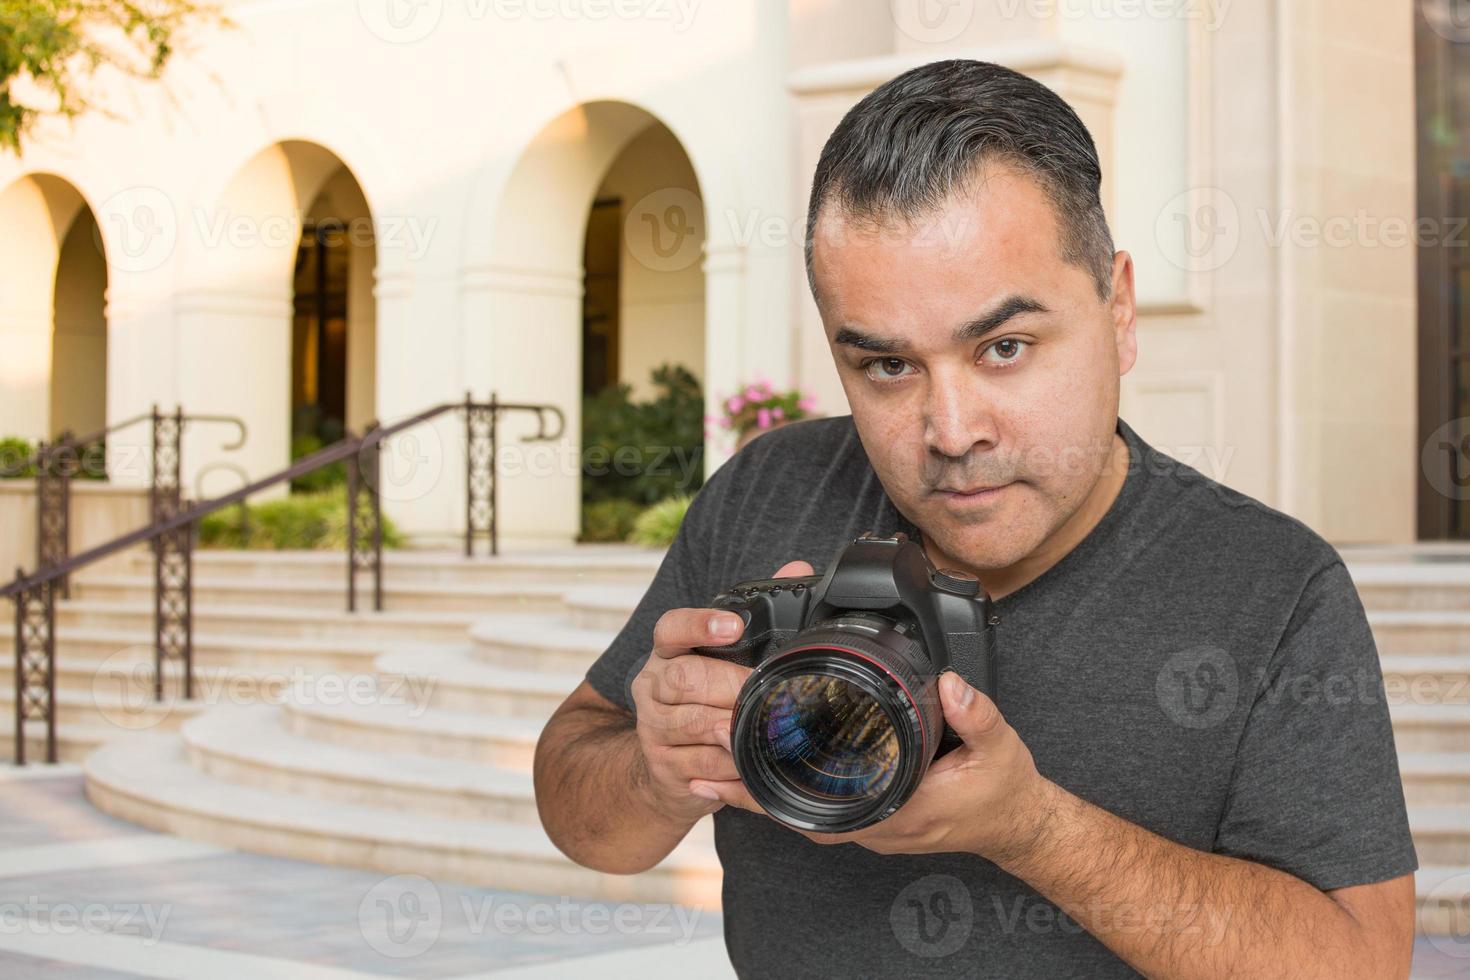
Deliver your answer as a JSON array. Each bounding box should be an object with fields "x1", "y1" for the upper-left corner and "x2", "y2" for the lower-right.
[
  {"x1": 197, "y1": 490, "x2": 404, "y2": 550},
  {"x1": 582, "y1": 363, "x2": 704, "y2": 507},
  {"x1": 0, "y1": 436, "x2": 36, "y2": 478},
  {"x1": 578, "y1": 499, "x2": 644, "y2": 543},
  {"x1": 629, "y1": 493, "x2": 692, "y2": 547},
  {"x1": 289, "y1": 433, "x2": 347, "y2": 493}
]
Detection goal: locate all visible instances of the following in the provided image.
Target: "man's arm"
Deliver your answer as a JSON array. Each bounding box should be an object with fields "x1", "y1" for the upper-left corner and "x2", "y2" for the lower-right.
[
  {"x1": 533, "y1": 680, "x2": 702, "y2": 875},
  {"x1": 992, "y1": 777, "x2": 1415, "y2": 980}
]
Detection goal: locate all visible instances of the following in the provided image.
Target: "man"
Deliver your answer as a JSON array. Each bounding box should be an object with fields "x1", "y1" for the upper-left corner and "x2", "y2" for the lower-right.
[{"x1": 534, "y1": 59, "x2": 1418, "y2": 978}]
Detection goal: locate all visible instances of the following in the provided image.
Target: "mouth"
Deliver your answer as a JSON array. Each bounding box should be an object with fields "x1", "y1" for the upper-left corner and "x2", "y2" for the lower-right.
[{"x1": 933, "y1": 481, "x2": 1013, "y2": 503}]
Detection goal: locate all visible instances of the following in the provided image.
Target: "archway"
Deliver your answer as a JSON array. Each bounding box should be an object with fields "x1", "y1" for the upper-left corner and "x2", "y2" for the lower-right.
[
  {"x1": 477, "y1": 102, "x2": 707, "y2": 546},
  {"x1": 0, "y1": 174, "x2": 108, "y2": 443},
  {"x1": 177, "y1": 141, "x2": 377, "y2": 489}
]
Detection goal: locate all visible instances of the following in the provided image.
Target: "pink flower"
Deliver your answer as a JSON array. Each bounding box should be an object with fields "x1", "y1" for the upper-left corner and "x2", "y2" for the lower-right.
[
  {"x1": 772, "y1": 406, "x2": 784, "y2": 420},
  {"x1": 744, "y1": 386, "x2": 763, "y2": 403},
  {"x1": 720, "y1": 417, "x2": 732, "y2": 428},
  {"x1": 757, "y1": 407, "x2": 772, "y2": 429},
  {"x1": 797, "y1": 396, "x2": 816, "y2": 412},
  {"x1": 727, "y1": 395, "x2": 745, "y2": 413}
]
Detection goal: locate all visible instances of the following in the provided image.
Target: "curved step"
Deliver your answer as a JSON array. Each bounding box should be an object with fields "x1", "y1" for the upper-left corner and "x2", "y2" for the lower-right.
[
  {"x1": 58, "y1": 600, "x2": 487, "y2": 644},
  {"x1": 282, "y1": 697, "x2": 544, "y2": 769},
  {"x1": 121, "y1": 545, "x2": 664, "y2": 585},
  {"x1": 182, "y1": 704, "x2": 715, "y2": 850},
  {"x1": 1400, "y1": 752, "x2": 1470, "y2": 805},
  {"x1": 374, "y1": 647, "x2": 580, "y2": 718},
  {"x1": 1389, "y1": 702, "x2": 1470, "y2": 752},
  {"x1": 84, "y1": 733, "x2": 720, "y2": 910},
  {"x1": 563, "y1": 586, "x2": 649, "y2": 632},
  {"x1": 469, "y1": 614, "x2": 613, "y2": 673}
]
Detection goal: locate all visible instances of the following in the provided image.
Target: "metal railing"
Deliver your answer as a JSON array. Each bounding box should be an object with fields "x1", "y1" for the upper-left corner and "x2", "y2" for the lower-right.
[
  {"x1": 2, "y1": 394, "x2": 563, "y2": 764},
  {"x1": 1, "y1": 407, "x2": 247, "y2": 600}
]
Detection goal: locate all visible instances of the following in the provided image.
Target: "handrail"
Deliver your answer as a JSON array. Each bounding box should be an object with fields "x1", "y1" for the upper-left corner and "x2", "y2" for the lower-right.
[
  {"x1": 0, "y1": 407, "x2": 247, "y2": 479},
  {"x1": 4, "y1": 393, "x2": 563, "y2": 764}
]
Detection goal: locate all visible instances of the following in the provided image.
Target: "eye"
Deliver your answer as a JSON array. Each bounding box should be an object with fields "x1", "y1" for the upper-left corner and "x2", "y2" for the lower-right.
[
  {"x1": 861, "y1": 357, "x2": 917, "y2": 382},
  {"x1": 981, "y1": 338, "x2": 1028, "y2": 366}
]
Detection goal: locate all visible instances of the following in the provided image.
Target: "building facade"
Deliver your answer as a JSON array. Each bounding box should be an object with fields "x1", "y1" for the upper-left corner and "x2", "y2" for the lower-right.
[{"x1": 0, "y1": 0, "x2": 1428, "y2": 547}]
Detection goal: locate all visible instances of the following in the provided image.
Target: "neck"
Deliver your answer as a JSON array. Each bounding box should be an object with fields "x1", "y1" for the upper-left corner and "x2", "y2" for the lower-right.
[{"x1": 923, "y1": 431, "x2": 1130, "y2": 602}]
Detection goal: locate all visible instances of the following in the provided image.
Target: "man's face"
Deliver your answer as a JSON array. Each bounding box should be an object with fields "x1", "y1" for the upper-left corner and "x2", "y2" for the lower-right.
[{"x1": 810, "y1": 163, "x2": 1137, "y2": 572}]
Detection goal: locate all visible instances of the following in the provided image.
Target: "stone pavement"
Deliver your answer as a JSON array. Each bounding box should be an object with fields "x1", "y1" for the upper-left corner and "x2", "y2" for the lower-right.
[
  {"x1": 2, "y1": 764, "x2": 1467, "y2": 978},
  {"x1": 0, "y1": 764, "x2": 731, "y2": 978}
]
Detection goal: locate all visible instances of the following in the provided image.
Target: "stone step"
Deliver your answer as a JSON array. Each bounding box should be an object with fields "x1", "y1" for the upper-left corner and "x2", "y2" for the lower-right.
[
  {"x1": 83, "y1": 733, "x2": 721, "y2": 910},
  {"x1": 281, "y1": 697, "x2": 545, "y2": 769},
  {"x1": 0, "y1": 655, "x2": 297, "y2": 705},
  {"x1": 181, "y1": 704, "x2": 714, "y2": 850},
  {"x1": 56, "y1": 600, "x2": 483, "y2": 644},
  {"x1": 469, "y1": 614, "x2": 616, "y2": 673},
  {"x1": 1345, "y1": 561, "x2": 1470, "y2": 611},
  {"x1": 1389, "y1": 703, "x2": 1470, "y2": 752},
  {"x1": 0, "y1": 724, "x2": 142, "y2": 764},
  {"x1": 1401, "y1": 753, "x2": 1470, "y2": 805},
  {"x1": 0, "y1": 686, "x2": 209, "y2": 734},
  {"x1": 1370, "y1": 611, "x2": 1470, "y2": 656},
  {"x1": 121, "y1": 546, "x2": 663, "y2": 586},
  {"x1": 1, "y1": 626, "x2": 386, "y2": 671},
  {"x1": 1415, "y1": 864, "x2": 1470, "y2": 938},
  {"x1": 1407, "y1": 805, "x2": 1470, "y2": 866},
  {"x1": 71, "y1": 574, "x2": 574, "y2": 615},
  {"x1": 374, "y1": 647, "x2": 580, "y2": 720},
  {"x1": 563, "y1": 586, "x2": 651, "y2": 631}
]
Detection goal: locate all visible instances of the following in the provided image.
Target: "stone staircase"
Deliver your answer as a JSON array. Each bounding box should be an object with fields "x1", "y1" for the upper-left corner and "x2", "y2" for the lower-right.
[
  {"x1": 1, "y1": 545, "x2": 722, "y2": 910},
  {"x1": 3, "y1": 543, "x2": 1469, "y2": 930}
]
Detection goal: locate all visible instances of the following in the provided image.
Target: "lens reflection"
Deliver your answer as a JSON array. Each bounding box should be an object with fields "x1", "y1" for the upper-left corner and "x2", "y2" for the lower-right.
[{"x1": 754, "y1": 672, "x2": 899, "y2": 801}]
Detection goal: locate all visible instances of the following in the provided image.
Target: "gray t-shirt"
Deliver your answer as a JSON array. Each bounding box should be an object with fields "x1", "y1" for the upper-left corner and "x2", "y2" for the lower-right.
[{"x1": 584, "y1": 413, "x2": 1418, "y2": 978}]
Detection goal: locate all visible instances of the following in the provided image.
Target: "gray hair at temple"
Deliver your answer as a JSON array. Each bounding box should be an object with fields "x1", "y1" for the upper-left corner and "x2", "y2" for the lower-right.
[{"x1": 803, "y1": 58, "x2": 1116, "y2": 307}]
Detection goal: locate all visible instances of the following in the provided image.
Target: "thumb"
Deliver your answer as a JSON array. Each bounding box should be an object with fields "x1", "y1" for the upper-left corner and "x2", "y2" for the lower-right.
[
  {"x1": 939, "y1": 669, "x2": 1004, "y2": 745},
  {"x1": 773, "y1": 560, "x2": 815, "y2": 578}
]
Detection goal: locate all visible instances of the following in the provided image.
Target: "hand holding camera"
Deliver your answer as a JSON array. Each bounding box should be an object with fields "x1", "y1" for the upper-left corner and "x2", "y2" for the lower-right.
[
  {"x1": 630, "y1": 560, "x2": 816, "y2": 826},
  {"x1": 690, "y1": 531, "x2": 998, "y2": 834}
]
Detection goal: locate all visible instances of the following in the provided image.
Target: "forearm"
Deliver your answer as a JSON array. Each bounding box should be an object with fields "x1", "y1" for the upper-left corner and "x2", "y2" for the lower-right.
[
  {"x1": 992, "y1": 779, "x2": 1391, "y2": 980},
  {"x1": 533, "y1": 705, "x2": 697, "y2": 874}
]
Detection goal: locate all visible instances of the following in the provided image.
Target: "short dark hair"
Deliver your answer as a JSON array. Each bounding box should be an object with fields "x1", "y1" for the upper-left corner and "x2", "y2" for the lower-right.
[{"x1": 804, "y1": 58, "x2": 1115, "y2": 305}]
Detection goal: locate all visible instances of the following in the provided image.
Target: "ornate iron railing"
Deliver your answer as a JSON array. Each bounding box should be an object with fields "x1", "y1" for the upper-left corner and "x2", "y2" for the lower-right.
[{"x1": 2, "y1": 394, "x2": 563, "y2": 764}]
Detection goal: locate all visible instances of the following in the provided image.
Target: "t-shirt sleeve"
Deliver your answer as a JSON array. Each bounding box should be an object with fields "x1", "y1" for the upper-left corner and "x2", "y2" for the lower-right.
[
  {"x1": 582, "y1": 457, "x2": 738, "y2": 716},
  {"x1": 1211, "y1": 558, "x2": 1420, "y2": 891}
]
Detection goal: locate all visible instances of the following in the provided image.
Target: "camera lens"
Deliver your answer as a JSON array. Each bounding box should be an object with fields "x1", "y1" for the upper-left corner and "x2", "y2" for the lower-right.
[
  {"x1": 753, "y1": 672, "x2": 899, "y2": 801},
  {"x1": 728, "y1": 617, "x2": 945, "y2": 833}
]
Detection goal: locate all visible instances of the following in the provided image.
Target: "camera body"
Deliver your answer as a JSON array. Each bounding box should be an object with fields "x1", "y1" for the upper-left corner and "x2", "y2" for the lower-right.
[{"x1": 692, "y1": 531, "x2": 997, "y2": 831}]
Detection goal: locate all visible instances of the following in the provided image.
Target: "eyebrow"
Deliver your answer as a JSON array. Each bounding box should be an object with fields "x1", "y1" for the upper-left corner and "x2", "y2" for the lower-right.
[{"x1": 832, "y1": 294, "x2": 1051, "y2": 355}]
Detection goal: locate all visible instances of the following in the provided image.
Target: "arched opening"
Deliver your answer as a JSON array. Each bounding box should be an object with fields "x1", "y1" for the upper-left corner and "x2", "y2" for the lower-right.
[
  {"x1": 478, "y1": 102, "x2": 707, "y2": 546},
  {"x1": 179, "y1": 141, "x2": 376, "y2": 489},
  {"x1": 0, "y1": 174, "x2": 108, "y2": 444}
]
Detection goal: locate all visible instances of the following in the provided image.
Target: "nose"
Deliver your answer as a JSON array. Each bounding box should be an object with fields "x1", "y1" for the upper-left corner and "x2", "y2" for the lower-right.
[{"x1": 922, "y1": 367, "x2": 997, "y2": 460}]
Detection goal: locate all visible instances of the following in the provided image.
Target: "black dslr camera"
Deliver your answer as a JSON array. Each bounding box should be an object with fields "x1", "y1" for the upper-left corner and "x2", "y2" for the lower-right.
[{"x1": 692, "y1": 531, "x2": 996, "y2": 833}]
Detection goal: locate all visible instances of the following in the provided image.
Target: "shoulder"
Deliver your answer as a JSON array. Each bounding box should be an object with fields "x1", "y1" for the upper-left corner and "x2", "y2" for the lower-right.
[{"x1": 1123, "y1": 420, "x2": 1344, "y2": 591}]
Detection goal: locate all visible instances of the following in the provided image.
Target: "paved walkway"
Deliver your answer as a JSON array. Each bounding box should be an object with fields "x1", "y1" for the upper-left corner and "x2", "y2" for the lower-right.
[
  {"x1": 0, "y1": 764, "x2": 732, "y2": 978},
  {"x1": 2, "y1": 764, "x2": 1467, "y2": 978}
]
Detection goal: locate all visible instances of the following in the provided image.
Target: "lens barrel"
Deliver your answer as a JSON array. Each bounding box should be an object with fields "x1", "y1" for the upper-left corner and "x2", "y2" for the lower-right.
[{"x1": 729, "y1": 616, "x2": 945, "y2": 833}]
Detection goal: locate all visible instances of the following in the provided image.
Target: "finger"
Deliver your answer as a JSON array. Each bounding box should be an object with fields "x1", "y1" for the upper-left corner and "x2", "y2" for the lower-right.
[
  {"x1": 657, "y1": 742, "x2": 741, "y2": 782},
  {"x1": 652, "y1": 607, "x2": 746, "y2": 657},
  {"x1": 940, "y1": 670, "x2": 1005, "y2": 745},
  {"x1": 641, "y1": 701, "x2": 733, "y2": 746},
  {"x1": 772, "y1": 560, "x2": 815, "y2": 578},
  {"x1": 641, "y1": 654, "x2": 749, "y2": 707},
  {"x1": 688, "y1": 777, "x2": 764, "y2": 815}
]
